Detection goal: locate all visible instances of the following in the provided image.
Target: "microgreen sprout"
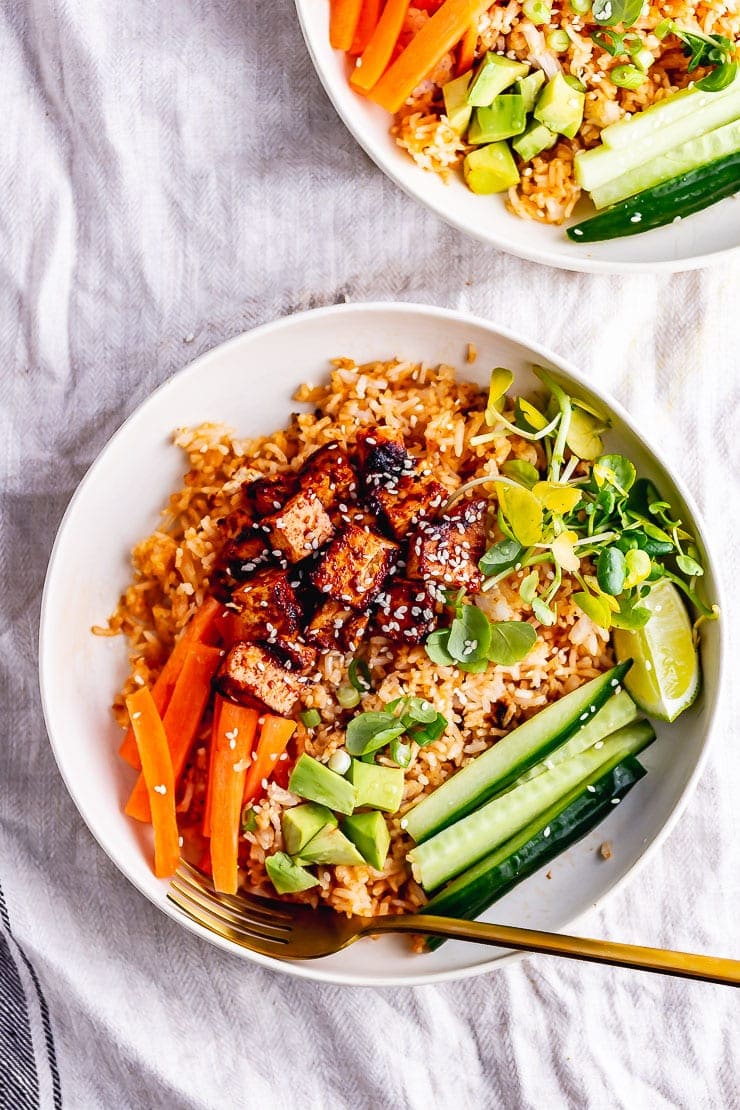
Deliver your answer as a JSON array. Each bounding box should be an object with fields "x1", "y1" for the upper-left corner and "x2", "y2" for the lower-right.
[
  {"x1": 345, "y1": 697, "x2": 448, "y2": 765},
  {"x1": 455, "y1": 366, "x2": 717, "y2": 634}
]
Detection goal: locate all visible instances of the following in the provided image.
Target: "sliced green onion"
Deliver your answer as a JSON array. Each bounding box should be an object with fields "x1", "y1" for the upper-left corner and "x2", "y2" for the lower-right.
[
  {"x1": 348, "y1": 657, "x2": 372, "y2": 692},
  {"x1": 632, "y1": 48, "x2": 654, "y2": 72},
  {"x1": 564, "y1": 74, "x2": 587, "y2": 92},
  {"x1": 610, "y1": 64, "x2": 646, "y2": 89},
  {"x1": 654, "y1": 18, "x2": 674, "y2": 39},
  {"x1": 570, "y1": 0, "x2": 592, "y2": 11},
  {"x1": 547, "y1": 29, "x2": 571, "y2": 52},
  {"x1": 337, "y1": 685, "x2": 361, "y2": 709},
  {"x1": 300, "y1": 709, "x2": 321, "y2": 729},
  {"x1": 523, "y1": 0, "x2": 552, "y2": 24}
]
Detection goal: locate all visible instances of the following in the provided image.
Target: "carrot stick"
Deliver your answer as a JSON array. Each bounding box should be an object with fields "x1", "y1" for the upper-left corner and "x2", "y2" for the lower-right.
[
  {"x1": 242, "y1": 715, "x2": 297, "y2": 805},
  {"x1": 209, "y1": 703, "x2": 259, "y2": 894},
  {"x1": 119, "y1": 596, "x2": 224, "y2": 769},
  {"x1": 125, "y1": 688, "x2": 180, "y2": 878},
  {"x1": 202, "y1": 696, "x2": 223, "y2": 837},
  {"x1": 350, "y1": 0, "x2": 410, "y2": 93},
  {"x1": 330, "y1": 0, "x2": 364, "y2": 51},
  {"x1": 125, "y1": 643, "x2": 222, "y2": 823},
  {"x1": 349, "y1": 0, "x2": 383, "y2": 56},
  {"x1": 457, "y1": 21, "x2": 477, "y2": 75},
  {"x1": 368, "y1": 0, "x2": 492, "y2": 113}
]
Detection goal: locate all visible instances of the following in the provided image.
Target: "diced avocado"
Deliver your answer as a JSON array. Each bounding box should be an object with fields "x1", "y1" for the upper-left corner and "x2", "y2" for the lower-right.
[
  {"x1": 282, "y1": 803, "x2": 338, "y2": 856},
  {"x1": 512, "y1": 120, "x2": 558, "y2": 161},
  {"x1": 534, "y1": 72, "x2": 585, "y2": 139},
  {"x1": 296, "y1": 826, "x2": 366, "y2": 867},
  {"x1": 443, "y1": 71, "x2": 473, "y2": 135},
  {"x1": 343, "y1": 811, "x2": 391, "y2": 871},
  {"x1": 467, "y1": 52, "x2": 529, "y2": 107},
  {"x1": 468, "y1": 95, "x2": 526, "y2": 144},
  {"x1": 516, "y1": 70, "x2": 546, "y2": 114},
  {"x1": 463, "y1": 142, "x2": 520, "y2": 194},
  {"x1": 288, "y1": 753, "x2": 355, "y2": 816},
  {"x1": 348, "y1": 760, "x2": 405, "y2": 813},
  {"x1": 265, "y1": 852, "x2": 318, "y2": 895}
]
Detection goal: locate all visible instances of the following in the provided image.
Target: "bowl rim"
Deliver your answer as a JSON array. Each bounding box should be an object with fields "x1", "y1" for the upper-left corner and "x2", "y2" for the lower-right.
[
  {"x1": 39, "y1": 301, "x2": 727, "y2": 986},
  {"x1": 293, "y1": 0, "x2": 740, "y2": 276}
]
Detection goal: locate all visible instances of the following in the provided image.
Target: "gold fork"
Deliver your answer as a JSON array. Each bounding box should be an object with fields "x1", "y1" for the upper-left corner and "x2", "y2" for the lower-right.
[{"x1": 169, "y1": 861, "x2": 740, "y2": 985}]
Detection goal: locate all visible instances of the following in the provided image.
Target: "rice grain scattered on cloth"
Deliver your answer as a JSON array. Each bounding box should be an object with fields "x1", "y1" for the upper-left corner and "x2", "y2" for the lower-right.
[{"x1": 101, "y1": 358, "x2": 613, "y2": 919}]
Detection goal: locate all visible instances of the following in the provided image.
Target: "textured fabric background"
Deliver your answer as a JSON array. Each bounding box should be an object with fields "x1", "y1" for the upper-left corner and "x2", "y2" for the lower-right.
[{"x1": 2, "y1": 1, "x2": 739, "y2": 1107}]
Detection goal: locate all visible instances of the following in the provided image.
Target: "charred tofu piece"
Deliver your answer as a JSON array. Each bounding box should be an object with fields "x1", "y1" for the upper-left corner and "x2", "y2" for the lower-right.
[
  {"x1": 263, "y1": 490, "x2": 334, "y2": 563},
  {"x1": 374, "y1": 579, "x2": 436, "y2": 645},
  {"x1": 216, "y1": 507, "x2": 255, "y2": 541},
  {"x1": 371, "y1": 472, "x2": 448, "y2": 541},
  {"x1": 245, "y1": 474, "x2": 298, "y2": 518},
  {"x1": 230, "y1": 568, "x2": 301, "y2": 641},
  {"x1": 356, "y1": 426, "x2": 411, "y2": 482},
  {"x1": 211, "y1": 525, "x2": 271, "y2": 599},
  {"x1": 310, "y1": 524, "x2": 398, "y2": 609},
  {"x1": 406, "y1": 497, "x2": 488, "y2": 593},
  {"x1": 306, "y1": 600, "x2": 371, "y2": 653},
  {"x1": 230, "y1": 569, "x2": 317, "y2": 671},
  {"x1": 216, "y1": 642, "x2": 303, "y2": 716},
  {"x1": 298, "y1": 443, "x2": 358, "y2": 511}
]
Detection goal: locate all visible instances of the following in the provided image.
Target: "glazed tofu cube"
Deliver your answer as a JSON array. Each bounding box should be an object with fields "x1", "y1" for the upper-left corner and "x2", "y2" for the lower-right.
[
  {"x1": 306, "y1": 600, "x2": 371, "y2": 653},
  {"x1": 310, "y1": 524, "x2": 398, "y2": 609},
  {"x1": 298, "y1": 443, "x2": 358, "y2": 511},
  {"x1": 263, "y1": 490, "x2": 335, "y2": 563},
  {"x1": 356, "y1": 426, "x2": 411, "y2": 481},
  {"x1": 245, "y1": 474, "x2": 298, "y2": 517},
  {"x1": 374, "y1": 579, "x2": 436, "y2": 645},
  {"x1": 231, "y1": 568, "x2": 301, "y2": 642},
  {"x1": 371, "y1": 472, "x2": 448, "y2": 541},
  {"x1": 211, "y1": 524, "x2": 271, "y2": 598},
  {"x1": 216, "y1": 642, "x2": 303, "y2": 715},
  {"x1": 406, "y1": 497, "x2": 488, "y2": 593}
]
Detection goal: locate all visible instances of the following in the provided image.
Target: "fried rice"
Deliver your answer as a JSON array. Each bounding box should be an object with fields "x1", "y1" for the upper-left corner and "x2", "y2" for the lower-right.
[
  {"x1": 99, "y1": 357, "x2": 613, "y2": 917},
  {"x1": 392, "y1": 1, "x2": 740, "y2": 224}
]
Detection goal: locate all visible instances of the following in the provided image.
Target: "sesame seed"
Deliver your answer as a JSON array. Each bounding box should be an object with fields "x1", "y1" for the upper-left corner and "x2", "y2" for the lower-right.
[{"x1": 153, "y1": 784, "x2": 167, "y2": 795}]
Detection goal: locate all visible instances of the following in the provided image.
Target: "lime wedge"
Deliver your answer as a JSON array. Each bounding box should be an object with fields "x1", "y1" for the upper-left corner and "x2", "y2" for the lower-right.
[{"x1": 613, "y1": 579, "x2": 700, "y2": 722}]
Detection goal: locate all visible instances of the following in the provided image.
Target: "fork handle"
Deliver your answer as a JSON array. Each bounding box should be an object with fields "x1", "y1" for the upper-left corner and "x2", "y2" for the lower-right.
[{"x1": 365, "y1": 915, "x2": 740, "y2": 986}]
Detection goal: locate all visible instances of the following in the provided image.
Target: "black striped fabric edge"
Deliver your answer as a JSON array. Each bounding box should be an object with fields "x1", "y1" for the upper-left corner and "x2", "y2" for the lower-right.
[{"x1": 0, "y1": 880, "x2": 62, "y2": 1109}]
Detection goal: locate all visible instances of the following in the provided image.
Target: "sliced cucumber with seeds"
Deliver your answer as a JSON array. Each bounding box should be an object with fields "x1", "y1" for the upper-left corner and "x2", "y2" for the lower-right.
[
  {"x1": 422, "y1": 756, "x2": 647, "y2": 948},
  {"x1": 407, "y1": 719, "x2": 655, "y2": 892},
  {"x1": 404, "y1": 662, "x2": 632, "y2": 844}
]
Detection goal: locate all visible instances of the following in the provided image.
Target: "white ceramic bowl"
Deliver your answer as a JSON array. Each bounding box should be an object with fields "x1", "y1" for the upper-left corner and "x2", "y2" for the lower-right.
[
  {"x1": 40, "y1": 303, "x2": 724, "y2": 986},
  {"x1": 294, "y1": 1, "x2": 740, "y2": 273}
]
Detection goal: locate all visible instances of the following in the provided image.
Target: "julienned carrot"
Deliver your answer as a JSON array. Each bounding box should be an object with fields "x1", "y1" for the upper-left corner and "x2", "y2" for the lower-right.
[
  {"x1": 242, "y1": 716, "x2": 298, "y2": 805},
  {"x1": 349, "y1": 0, "x2": 383, "y2": 56},
  {"x1": 368, "y1": 0, "x2": 492, "y2": 113},
  {"x1": 209, "y1": 702, "x2": 259, "y2": 894},
  {"x1": 125, "y1": 688, "x2": 180, "y2": 878},
  {"x1": 118, "y1": 596, "x2": 224, "y2": 769},
  {"x1": 350, "y1": 0, "x2": 410, "y2": 93},
  {"x1": 457, "y1": 21, "x2": 477, "y2": 75},
  {"x1": 125, "y1": 643, "x2": 223, "y2": 823},
  {"x1": 330, "y1": 0, "x2": 364, "y2": 51},
  {"x1": 203, "y1": 698, "x2": 260, "y2": 838}
]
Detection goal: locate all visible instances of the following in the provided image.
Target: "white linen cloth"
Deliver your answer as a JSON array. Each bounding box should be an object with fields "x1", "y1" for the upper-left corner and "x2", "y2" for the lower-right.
[{"x1": 2, "y1": 1, "x2": 739, "y2": 1106}]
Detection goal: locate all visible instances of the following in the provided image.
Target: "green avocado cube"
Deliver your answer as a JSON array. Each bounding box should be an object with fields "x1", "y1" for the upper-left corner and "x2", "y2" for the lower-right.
[
  {"x1": 282, "y1": 803, "x2": 338, "y2": 856},
  {"x1": 348, "y1": 760, "x2": 404, "y2": 814},
  {"x1": 463, "y1": 142, "x2": 520, "y2": 194},
  {"x1": 442, "y1": 71, "x2": 473, "y2": 135},
  {"x1": 295, "y1": 826, "x2": 366, "y2": 867},
  {"x1": 516, "y1": 70, "x2": 546, "y2": 114},
  {"x1": 512, "y1": 120, "x2": 558, "y2": 161},
  {"x1": 265, "y1": 852, "x2": 318, "y2": 895},
  {"x1": 534, "y1": 72, "x2": 585, "y2": 139},
  {"x1": 343, "y1": 811, "x2": 391, "y2": 871},
  {"x1": 467, "y1": 53, "x2": 530, "y2": 107},
  {"x1": 288, "y1": 753, "x2": 355, "y2": 815},
  {"x1": 468, "y1": 95, "x2": 526, "y2": 144}
]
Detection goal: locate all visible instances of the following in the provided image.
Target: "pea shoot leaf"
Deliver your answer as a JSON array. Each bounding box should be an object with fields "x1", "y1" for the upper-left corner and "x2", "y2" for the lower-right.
[
  {"x1": 500, "y1": 459, "x2": 540, "y2": 489},
  {"x1": 592, "y1": 0, "x2": 643, "y2": 28},
  {"x1": 532, "y1": 598, "x2": 557, "y2": 627},
  {"x1": 345, "y1": 712, "x2": 406, "y2": 757},
  {"x1": 496, "y1": 483, "x2": 544, "y2": 546},
  {"x1": 574, "y1": 591, "x2": 613, "y2": 630},
  {"x1": 596, "y1": 546, "x2": 627, "y2": 596},
  {"x1": 447, "y1": 604, "x2": 492, "y2": 663},
  {"x1": 425, "y1": 629, "x2": 456, "y2": 666},
  {"x1": 479, "y1": 538, "x2": 524, "y2": 576},
  {"x1": 487, "y1": 621, "x2": 538, "y2": 664}
]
